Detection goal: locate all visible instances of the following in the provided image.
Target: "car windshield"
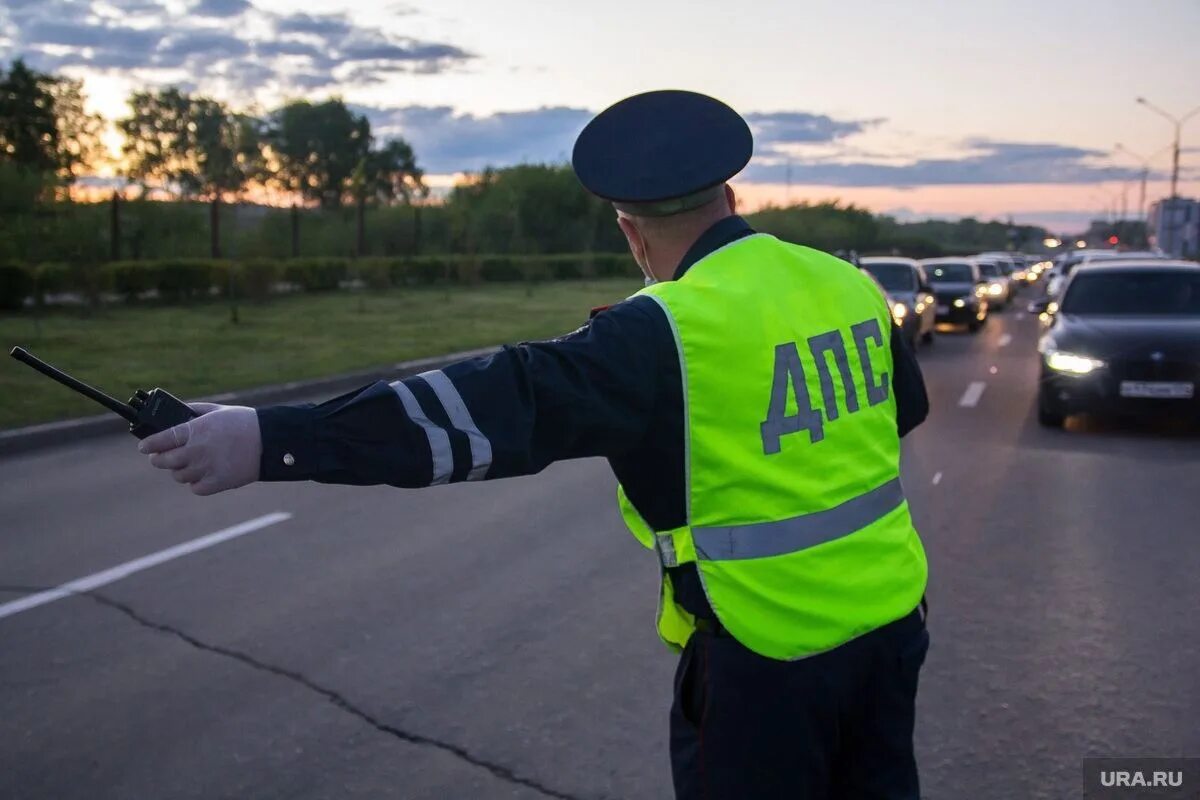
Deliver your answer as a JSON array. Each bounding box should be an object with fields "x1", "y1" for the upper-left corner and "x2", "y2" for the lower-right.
[
  {"x1": 1061, "y1": 271, "x2": 1200, "y2": 316},
  {"x1": 927, "y1": 263, "x2": 974, "y2": 282},
  {"x1": 978, "y1": 262, "x2": 1002, "y2": 278},
  {"x1": 862, "y1": 263, "x2": 916, "y2": 292}
]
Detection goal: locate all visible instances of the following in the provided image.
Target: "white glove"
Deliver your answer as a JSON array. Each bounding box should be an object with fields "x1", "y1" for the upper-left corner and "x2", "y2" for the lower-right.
[{"x1": 139, "y1": 403, "x2": 262, "y2": 496}]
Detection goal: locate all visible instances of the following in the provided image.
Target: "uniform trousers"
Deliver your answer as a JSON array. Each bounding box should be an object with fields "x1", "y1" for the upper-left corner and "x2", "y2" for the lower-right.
[{"x1": 670, "y1": 606, "x2": 928, "y2": 799}]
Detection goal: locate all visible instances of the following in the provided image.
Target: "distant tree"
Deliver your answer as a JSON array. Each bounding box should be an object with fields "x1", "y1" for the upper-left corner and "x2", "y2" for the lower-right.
[
  {"x1": 360, "y1": 139, "x2": 426, "y2": 204},
  {"x1": 443, "y1": 164, "x2": 607, "y2": 254},
  {"x1": 119, "y1": 88, "x2": 263, "y2": 200},
  {"x1": 120, "y1": 88, "x2": 265, "y2": 256},
  {"x1": 875, "y1": 216, "x2": 1050, "y2": 254},
  {"x1": 118, "y1": 88, "x2": 195, "y2": 194},
  {"x1": 748, "y1": 201, "x2": 882, "y2": 253},
  {"x1": 349, "y1": 138, "x2": 427, "y2": 256},
  {"x1": 189, "y1": 99, "x2": 266, "y2": 199},
  {"x1": 46, "y1": 75, "x2": 106, "y2": 184},
  {"x1": 0, "y1": 59, "x2": 104, "y2": 191},
  {"x1": 265, "y1": 99, "x2": 370, "y2": 208},
  {"x1": 0, "y1": 60, "x2": 59, "y2": 175}
]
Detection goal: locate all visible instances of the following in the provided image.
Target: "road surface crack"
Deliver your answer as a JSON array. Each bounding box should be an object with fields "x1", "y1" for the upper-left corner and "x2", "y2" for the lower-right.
[{"x1": 0, "y1": 584, "x2": 590, "y2": 800}]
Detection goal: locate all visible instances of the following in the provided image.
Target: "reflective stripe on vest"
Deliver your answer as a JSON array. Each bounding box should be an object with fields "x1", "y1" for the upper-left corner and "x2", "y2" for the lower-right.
[{"x1": 692, "y1": 477, "x2": 904, "y2": 561}]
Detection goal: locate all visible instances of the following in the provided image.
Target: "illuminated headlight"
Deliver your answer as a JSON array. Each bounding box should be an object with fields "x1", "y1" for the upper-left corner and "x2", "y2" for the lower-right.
[
  {"x1": 1045, "y1": 349, "x2": 1106, "y2": 375},
  {"x1": 891, "y1": 302, "x2": 908, "y2": 322},
  {"x1": 987, "y1": 283, "x2": 1004, "y2": 296},
  {"x1": 1014, "y1": 271, "x2": 1028, "y2": 281},
  {"x1": 953, "y1": 298, "x2": 967, "y2": 308}
]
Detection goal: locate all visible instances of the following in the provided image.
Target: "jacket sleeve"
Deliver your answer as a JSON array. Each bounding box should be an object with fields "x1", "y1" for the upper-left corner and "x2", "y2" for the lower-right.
[
  {"x1": 255, "y1": 297, "x2": 669, "y2": 487},
  {"x1": 890, "y1": 323, "x2": 929, "y2": 438}
]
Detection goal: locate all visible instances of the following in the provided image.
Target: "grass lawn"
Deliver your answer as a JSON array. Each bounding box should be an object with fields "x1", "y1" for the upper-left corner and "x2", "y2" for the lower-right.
[{"x1": 0, "y1": 279, "x2": 641, "y2": 430}]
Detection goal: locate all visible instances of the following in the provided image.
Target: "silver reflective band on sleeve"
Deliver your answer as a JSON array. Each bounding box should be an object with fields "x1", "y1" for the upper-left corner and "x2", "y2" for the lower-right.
[
  {"x1": 656, "y1": 533, "x2": 678, "y2": 568},
  {"x1": 389, "y1": 380, "x2": 453, "y2": 485},
  {"x1": 417, "y1": 369, "x2": 493, "y2": 481},
  {"x1": 692, "y1": 477, "x2": 906, "y2": 561}
]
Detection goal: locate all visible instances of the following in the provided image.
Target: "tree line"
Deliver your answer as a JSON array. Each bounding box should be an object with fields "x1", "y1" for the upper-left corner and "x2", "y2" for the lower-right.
[
  {"x1": 0, "y1": 57, "x2": 1049, "y2": 269},
  {"x1": 1, "y1": 59, "x2": 422, "y2": 208}
]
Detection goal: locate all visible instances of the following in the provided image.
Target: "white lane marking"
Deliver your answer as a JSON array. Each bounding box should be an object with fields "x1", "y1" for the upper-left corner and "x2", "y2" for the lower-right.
[
  {"x1": 998, "y1": 333, "x2": 1012, "y2": 347},
  {"x1": 0, "y1": 512, "x2": 292, "y2": 622},
  {"x1": 959, "y1": 381, "x2": 987, "y2": 408},
  {"x1": 932, "y1": 472, "x2": 943, "y2": 486},
  {"x1": 1015, "y1": 312, "x2": 1025, "y2": 321}
]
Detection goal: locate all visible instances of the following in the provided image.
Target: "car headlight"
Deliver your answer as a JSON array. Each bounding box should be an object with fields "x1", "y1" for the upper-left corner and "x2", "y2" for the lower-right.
[
  {"x1": 891, "y1": 302, "x2": 908, "y2": 322},
  {"x1": 1045, "y1": 348, "x2": 1106, "y2": 375},
  {"x1": 987, "y1": 283, "x2": 1004, "y2": 296},
  {"x1": 953, "y1": 298, "x2": 967, "y2": 308}
]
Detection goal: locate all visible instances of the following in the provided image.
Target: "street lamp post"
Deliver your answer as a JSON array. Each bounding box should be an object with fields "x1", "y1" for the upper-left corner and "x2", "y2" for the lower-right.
[
  {"x1": 1135, "y1": 97, "x2": 1200, "y2": 198},
  {"x1": 1114, "y1": 144, "x2": 1149, "y2": 223}
]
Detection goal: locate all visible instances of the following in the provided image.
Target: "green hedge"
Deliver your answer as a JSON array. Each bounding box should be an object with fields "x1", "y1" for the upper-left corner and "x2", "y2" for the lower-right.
[
  {"x1": 0, "y1": 253, "x2": 639, "y2": 310},
  {"x1": 0, "y1": 263, "x2": 34, "y2": 311}
]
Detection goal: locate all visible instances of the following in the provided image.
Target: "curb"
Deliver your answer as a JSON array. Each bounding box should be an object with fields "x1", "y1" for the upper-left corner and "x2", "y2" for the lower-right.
[{"x1": 0, "y1": 346, "x2": 500, "y2": 458}]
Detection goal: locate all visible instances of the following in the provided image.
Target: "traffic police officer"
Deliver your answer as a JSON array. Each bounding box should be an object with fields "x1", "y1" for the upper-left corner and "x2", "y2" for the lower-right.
[{"x1": 141, "y1": 89, "x2": 931, "y2": 799}]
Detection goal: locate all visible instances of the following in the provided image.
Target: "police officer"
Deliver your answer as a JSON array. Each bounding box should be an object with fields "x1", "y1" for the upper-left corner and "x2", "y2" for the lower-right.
[{"x1": 140, "y1": 90, "x2": 931, "y2": 799}]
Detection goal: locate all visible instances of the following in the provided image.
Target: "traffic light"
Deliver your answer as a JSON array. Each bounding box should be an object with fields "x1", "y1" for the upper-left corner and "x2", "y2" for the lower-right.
[{"x1": 1108, "y1": 235, "x2": 1119, "y2": 245}]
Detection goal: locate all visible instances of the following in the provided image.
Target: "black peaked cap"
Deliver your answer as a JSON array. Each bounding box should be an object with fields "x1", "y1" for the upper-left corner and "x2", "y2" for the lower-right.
[{"x1": 572, "y1": 90, "x2": 753, "y2": 209}]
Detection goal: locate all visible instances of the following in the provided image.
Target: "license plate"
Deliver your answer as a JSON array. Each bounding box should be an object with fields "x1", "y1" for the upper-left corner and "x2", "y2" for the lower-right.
[
  {"x1": 936, "y1": 304, "x2": 949, "y2": 314},
  {"x1": 1119, "y1": 381, "x2": 1195, "y2": 399}
]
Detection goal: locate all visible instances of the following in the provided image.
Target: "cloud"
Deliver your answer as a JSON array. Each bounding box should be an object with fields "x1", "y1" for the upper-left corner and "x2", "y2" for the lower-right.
[
  {"x1": 275, "y1": 12, "x2": 354, "y2": 40},
  {"x1": 360, "y1": 104, "x2": 593, "y2": 174},
  {"x1": 359, "y1": 106, "x2": 878, "y2": 175},
  {"x1": 339, "y1": 39, "x2": 468, "y2": 63},
  {"x1": 252, "y1": 39, "x2": 326, "y2": 60},
  {"x1": 354, "y1": 104, "x2": 1150, "y2": 191},
  {"x1": 192, "y1": 0, "x2": 251, "y2": 18},
  {"x1": 746, "y1": 111, "x2": 883, "y2": 153},
  {"x1": 2, "y1": 1, "x2": 472, "y2": 95},
  {"x1": 156, "y1": 29, "x2": 253, "y2": 65},
  {"x1": 742, "y1": 139, "x2": 1145, "y2": 187},
  {"x1": 22, "y1": 17, "x2": 163, "y2": 51}
]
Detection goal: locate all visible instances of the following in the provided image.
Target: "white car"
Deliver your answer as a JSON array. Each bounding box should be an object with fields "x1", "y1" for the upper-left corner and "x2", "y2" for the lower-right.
[{"x1": 974, "y1": 257, "x2": 1013, "y2": 308}]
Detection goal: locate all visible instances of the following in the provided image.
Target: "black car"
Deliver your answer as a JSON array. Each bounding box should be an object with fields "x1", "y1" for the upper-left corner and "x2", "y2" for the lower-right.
[
  {"x1": 919, "y1": 258, "x2": 989, "y2": 332},
  {"x1": 1030, "y1": 260, "x2": 1200, "y2": 428}
]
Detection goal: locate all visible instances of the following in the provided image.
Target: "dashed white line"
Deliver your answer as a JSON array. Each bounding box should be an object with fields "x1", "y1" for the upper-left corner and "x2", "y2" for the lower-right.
[
  {"x1": 932, "y1": 472, "x2": 943, "y2": 486},
  {"x1": 0, "y1": 512, "x2": 292, "y2": 622},
  {"x1": 998, "y1": 333, "x2": 1012, "y2": 347},
  {"x1": 1015, "y1": 312, "x2": 1025, "y2": 321},
  {"x1": 959, "y1": 381, "x2": 987, "y2": 408}
]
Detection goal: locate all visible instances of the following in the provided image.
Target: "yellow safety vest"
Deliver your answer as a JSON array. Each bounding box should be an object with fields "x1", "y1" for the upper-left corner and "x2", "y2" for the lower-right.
[{"x1": 618, "y1": 233, "x2": 927, "y2": 660}]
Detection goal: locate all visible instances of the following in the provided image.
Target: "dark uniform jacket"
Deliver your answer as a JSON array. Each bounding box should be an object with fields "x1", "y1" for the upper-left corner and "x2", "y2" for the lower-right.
[{"x1": 257, "y1": 216, "x2": 929, "y2": 619}]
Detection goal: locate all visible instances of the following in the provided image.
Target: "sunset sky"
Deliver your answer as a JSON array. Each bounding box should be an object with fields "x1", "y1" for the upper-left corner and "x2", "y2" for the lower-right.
[{"x1": 2, "y1": 0, "x2": 1199, "y2": 233}]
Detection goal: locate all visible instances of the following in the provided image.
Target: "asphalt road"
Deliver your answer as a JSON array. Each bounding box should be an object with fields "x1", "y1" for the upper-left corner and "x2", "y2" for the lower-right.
[{"x1": 2, "y1": 296, "x2": 1198, "y2": 800}]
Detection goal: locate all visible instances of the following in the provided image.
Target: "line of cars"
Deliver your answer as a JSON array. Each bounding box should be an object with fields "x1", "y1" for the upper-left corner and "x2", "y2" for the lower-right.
[
  {"x1": 860, "y1": 251, "x2": 1039, "y2": 348},
  {"x1": 1029, "y1": 255, "x2": 1199, "y2": 428}
]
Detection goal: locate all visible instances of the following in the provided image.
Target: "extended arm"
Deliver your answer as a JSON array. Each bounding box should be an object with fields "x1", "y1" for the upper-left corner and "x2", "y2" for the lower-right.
[{"x1": 140, "y1": 298, "x2": 668, "y2": 494}]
